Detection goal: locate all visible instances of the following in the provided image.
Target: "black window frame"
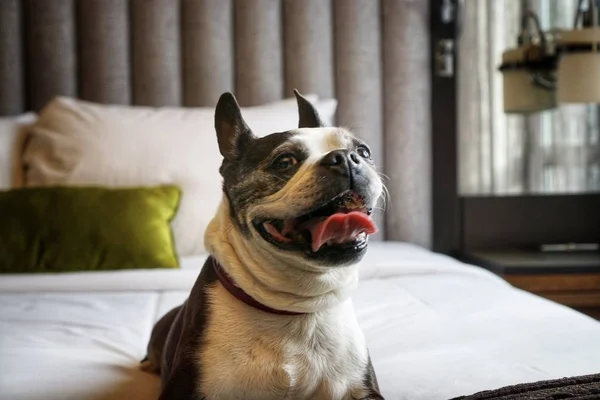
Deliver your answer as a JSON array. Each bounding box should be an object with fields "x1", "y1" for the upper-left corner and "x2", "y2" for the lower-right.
[{"x1": 429, "y1": 0, "x2": 600, "y2": 256}]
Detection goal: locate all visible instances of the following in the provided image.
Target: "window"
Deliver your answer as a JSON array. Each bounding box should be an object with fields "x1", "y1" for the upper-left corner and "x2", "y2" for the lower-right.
[
  {"x1": 430, "y1": 0, "x2": 600, "y2": 254},
  {"x1": 458, "y1": 0, "x2": 600, "y2": 195}
]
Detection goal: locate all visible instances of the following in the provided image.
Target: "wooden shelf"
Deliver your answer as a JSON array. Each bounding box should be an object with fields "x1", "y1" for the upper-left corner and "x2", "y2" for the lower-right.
[
  {"x1": 459, "y1": 250, "x2": 600, "y2": 320},
  {"x1": 504, "y1": 273, "x2": 600, "y2": 292}
]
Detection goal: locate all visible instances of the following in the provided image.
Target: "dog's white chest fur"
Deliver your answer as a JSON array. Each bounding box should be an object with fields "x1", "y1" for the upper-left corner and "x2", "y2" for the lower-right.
[{"x1": 199, "y1": 284, "x2": 370, "y2": 400}]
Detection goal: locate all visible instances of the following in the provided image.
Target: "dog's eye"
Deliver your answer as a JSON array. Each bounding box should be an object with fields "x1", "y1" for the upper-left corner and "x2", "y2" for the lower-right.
[
  {"x1": 272, "y1": 154, "x2": 298, "y2": 170},
  {"x1": 357, "y1": 146, "x2": 371, "y2": 159}
]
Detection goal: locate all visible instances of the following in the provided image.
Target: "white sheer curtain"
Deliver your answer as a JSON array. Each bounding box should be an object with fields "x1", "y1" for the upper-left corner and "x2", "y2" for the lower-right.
[{"x1": 458, "y1": 0, "x2": 600, "y2": 195}]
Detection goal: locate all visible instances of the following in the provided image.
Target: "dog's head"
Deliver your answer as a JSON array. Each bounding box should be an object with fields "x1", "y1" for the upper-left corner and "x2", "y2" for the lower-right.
[{"x1": 214, "y1": 90, "x2": 383, "y2": 268}]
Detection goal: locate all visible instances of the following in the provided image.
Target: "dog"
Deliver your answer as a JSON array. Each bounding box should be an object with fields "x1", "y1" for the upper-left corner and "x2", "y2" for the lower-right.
[{"x1": 142, "y1": 90, "x2": 385, "y2": 400}]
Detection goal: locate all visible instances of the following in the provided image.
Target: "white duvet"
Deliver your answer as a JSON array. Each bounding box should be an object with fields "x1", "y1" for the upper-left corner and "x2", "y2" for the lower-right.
[{"x1": 1, "y1": 242, "x2": 599, "y2": 400}]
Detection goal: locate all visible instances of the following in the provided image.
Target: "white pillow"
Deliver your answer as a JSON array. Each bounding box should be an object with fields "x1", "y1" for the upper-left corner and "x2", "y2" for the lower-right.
[
  {"x1": 0, "y1": 113, "x2": 37, "y2": 189},
  {"x1": 23, "y1": 96, "x2": 337, "y2": 256}
]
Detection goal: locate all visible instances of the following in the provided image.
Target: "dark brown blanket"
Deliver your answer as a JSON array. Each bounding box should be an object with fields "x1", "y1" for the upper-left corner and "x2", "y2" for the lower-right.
[{"x1": 451, "y1": 373, "x2": 600, "y2": 400}]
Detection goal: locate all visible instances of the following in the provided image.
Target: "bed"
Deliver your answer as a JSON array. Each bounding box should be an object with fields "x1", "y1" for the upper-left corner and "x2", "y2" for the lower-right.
[
  {"x1": 1, "y1": 1, "x2": 599, "y2": 399},
  {"x1": 1, "y1": 242, "x2": 600, "y2": 400}
]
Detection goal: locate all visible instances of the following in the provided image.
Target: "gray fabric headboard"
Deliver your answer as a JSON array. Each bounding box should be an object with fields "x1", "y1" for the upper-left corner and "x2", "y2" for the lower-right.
[{"x1": 0, "y1": 0, "x2": 432, "y2": 248}]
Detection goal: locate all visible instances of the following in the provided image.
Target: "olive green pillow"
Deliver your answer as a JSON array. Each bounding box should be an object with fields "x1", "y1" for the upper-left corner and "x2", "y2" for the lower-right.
[{"x1": 0, "y1": 185, "x2": 181, "y2": 273}]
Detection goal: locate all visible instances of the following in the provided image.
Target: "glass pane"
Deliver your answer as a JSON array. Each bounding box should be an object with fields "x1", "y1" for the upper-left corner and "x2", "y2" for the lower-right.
[{"x1": 458, "y1": 0, "x2": 600, "y2": 195}]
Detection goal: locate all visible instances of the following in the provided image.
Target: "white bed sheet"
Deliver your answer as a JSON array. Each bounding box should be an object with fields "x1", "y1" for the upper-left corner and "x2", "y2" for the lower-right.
[{"x1": 1, "y1": 242, "x2": 599, "y2": 400}]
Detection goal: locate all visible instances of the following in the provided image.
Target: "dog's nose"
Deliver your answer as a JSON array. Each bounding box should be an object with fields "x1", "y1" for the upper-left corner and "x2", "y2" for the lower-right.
[{"x1": 319, "y1": 150, "x2": 361, "y2": 176}]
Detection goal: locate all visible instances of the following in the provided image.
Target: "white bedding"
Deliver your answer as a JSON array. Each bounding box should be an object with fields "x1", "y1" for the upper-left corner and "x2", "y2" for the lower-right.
[{"x1": 1, "y1": 242, "x2": 599, "y2": 400}]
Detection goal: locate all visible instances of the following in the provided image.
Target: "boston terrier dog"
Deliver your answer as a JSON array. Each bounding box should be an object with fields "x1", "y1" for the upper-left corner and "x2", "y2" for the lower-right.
[{"x1": 142, "y1": 90, "x2": 385, "y2": 400}]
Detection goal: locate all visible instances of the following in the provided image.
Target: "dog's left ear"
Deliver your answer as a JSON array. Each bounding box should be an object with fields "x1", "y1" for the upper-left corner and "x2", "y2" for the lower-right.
[
  {"x1": 294, "y1": 89, "x2": 324, "y2": 128},
  {"x1": 214, "y1": 92, "x2": 255, "y2": 160}
]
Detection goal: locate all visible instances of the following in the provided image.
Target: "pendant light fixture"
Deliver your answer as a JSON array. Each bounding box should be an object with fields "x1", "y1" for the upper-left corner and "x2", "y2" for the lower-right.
[{"x1": 499, "y1": 0, "x2": 600, "y2": 113}]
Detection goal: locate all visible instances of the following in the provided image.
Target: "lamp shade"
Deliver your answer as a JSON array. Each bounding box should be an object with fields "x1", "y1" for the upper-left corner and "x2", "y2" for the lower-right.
[
  {"x1": 501, "y1": 46, "x2": 557, "y2": 114},
  {"x1": 557, "y1": 27, "x2": 600, "y2": 103}
]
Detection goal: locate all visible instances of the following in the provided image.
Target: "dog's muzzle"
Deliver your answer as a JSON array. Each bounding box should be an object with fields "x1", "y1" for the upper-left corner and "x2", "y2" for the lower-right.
[{"x1": 252, "y1": 148, "x2": 379, "y2": 264}]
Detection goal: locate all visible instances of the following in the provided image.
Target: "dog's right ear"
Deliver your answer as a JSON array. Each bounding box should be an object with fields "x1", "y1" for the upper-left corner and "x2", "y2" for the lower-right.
[{"x1": 214, "y1": 92, "x2": 255, "y2": 160}]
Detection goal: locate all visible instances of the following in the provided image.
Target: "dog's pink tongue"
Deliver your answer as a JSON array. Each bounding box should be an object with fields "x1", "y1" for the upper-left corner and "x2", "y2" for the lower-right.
[{"x1": 309, "y1": 212, "x2": 377, "y2": 252}]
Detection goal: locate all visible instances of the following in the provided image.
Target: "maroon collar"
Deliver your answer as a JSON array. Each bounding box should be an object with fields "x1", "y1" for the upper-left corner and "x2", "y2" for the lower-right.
[{"x1": 211, "y1": 257, "x2": 305, "y2": 316}]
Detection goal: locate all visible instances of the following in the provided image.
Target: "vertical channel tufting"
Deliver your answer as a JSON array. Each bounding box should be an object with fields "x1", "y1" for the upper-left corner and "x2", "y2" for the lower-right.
[
  {"x1": 131, "y1": 0, "x2": 181, "y2": 106},
  {"x1": 182, "y1": 0, "x2": 234, "y2": 107},
  {"x1": 333, "y1": 0, "x2": 384, "y2": 238},
  {"x1": 382, "y1": 0, "x2": 432, "y2": 248},
  {"x1": 78, "y1": 0, "x2": 131, "y2": 105},
  {"x1": 24, "y1": 0, "x2": 77, "y2": 112},
  {"x1": 0, "y1": 0, "x2": 24, "y2": 115},
  {"x1": 234, "y1": 0, "x2": 283, "y2": 106},
  {"x1": 283, "y1": 0, "x2": 334, "y2": 99}
]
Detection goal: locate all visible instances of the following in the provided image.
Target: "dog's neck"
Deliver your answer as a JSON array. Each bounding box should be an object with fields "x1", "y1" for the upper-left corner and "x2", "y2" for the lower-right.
[{"x1": 204, "y1": 199, "x2": 359, "y2": 314}]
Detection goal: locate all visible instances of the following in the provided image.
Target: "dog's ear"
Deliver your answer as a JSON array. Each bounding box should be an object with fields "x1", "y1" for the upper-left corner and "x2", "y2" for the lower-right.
[
  {"x1": 294, "y1": 89, "x2": 324, "y2": 128},
  {"x1": 214, "y1": 92, "x2": 255, "y2": 160}
]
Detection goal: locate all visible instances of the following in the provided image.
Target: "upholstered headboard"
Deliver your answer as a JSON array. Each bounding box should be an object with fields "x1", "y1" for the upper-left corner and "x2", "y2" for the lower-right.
[{"x1": 0, "y1": 0, "x2": 432, "y2": 248}]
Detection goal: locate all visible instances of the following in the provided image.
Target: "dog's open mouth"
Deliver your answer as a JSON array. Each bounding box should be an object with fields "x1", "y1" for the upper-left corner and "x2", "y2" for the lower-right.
[{"x1": 254, "y1": 191, "x2": 377, "y2": 253}]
